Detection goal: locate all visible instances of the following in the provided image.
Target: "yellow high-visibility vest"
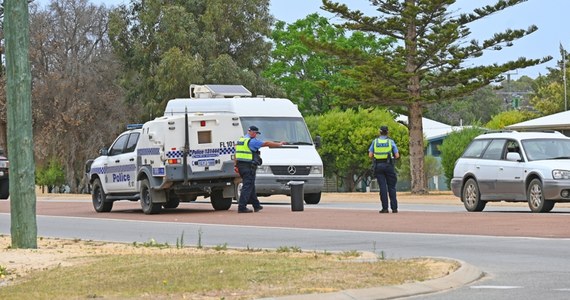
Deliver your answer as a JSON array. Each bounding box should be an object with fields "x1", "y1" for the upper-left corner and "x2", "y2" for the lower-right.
[
  {"x1": 236, "y1": 137, "x2": 253, "y2": 161},
  {"x1": 373, "y1": 138, "x2": 392, "y2": 159}
]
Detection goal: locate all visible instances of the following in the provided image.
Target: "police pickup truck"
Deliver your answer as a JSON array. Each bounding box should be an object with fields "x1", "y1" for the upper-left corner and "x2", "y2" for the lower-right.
[{"x1": 86, "y1": 112, "x2": 242, "y2": 214}]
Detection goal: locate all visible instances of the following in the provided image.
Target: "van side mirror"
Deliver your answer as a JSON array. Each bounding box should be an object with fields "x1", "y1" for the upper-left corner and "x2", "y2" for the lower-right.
[{"x1": 314, "y1": 136, "x2": 321, "y2": 149}]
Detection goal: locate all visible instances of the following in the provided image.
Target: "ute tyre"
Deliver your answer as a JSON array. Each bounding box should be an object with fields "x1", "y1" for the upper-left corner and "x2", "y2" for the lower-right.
[
  {"x1": 140, "y1": 178, "x2": 162, "y2": 214},
  {"x1": 527, "y1": 178, "x2": 552, "y2": 213},
  {"x1": 92, "y1": 178, "x2": 113, "y2": 212},
  {"x1": 211, "y1": 189, "x2": 232, "y2": 211},
  {"x1": 163, "y1": 192, "x2": 180, "y2": 209},
  {"x1": 462, "y1": 178, "x2": 486, "y2": 212},
  {"x1": 304, "y1": 192, "x2": 321, "y2": 204},
  {"x1": 0, "y1": 179, "x2": 9, "y2": 199}
]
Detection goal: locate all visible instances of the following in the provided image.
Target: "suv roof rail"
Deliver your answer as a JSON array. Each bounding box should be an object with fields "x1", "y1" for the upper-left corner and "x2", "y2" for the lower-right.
[{"x1": 483, "y1": 130, "x2": 515, "y2": 134}]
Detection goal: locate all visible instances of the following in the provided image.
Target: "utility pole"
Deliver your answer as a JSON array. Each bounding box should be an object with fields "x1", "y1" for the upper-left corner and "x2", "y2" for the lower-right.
[{"x1": 562, "y1": 50, "x2": 568, "y2": 111}]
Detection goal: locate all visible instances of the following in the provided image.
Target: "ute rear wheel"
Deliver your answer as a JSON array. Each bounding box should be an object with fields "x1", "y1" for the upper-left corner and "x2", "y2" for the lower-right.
[
  {"x1": 163, "y1": 193, "x2": 180, "y2": 209},
  {"x1": 211, "y1": 189, "x2": 232, "y2": 210},
  {"x1": 462, "y1": 178, "x2": 486, "y2": 212},
  {"x1": 92, "y1": 178, "x2": 113, "y2": 212},
  {"x1": 140, "y1": 179, "x2": 162, "y2": 214}
]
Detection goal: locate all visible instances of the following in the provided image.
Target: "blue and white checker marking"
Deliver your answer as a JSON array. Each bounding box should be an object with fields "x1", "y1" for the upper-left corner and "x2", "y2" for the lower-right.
[
  {"x1": 90, "y1": 164, "x2": 136, "y2": 175},
  {"x1": 165, "y1": 147, "x2": 235, "y2": 159}
]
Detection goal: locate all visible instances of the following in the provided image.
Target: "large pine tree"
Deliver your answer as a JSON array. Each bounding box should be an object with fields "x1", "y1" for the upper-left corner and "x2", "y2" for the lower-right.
[{"x1": 321, "y1": 0, "x2": 551, "y2": 193}]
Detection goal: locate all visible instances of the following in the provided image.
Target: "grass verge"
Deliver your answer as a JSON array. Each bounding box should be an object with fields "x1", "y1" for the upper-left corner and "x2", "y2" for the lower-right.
[{"x1": 0, "y1": 237, "x2": 459, "y2": 300}]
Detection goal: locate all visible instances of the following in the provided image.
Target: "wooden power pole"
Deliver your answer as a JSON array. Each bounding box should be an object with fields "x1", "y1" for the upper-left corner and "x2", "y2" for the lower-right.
[{"x1": 5, "y1": 0, "x2": 38, "y2": 248}]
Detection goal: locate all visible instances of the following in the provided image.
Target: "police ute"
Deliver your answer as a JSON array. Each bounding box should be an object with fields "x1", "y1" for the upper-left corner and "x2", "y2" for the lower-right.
[{"x1": 87, "y1": 112, "x2": 242, "y2": 214}]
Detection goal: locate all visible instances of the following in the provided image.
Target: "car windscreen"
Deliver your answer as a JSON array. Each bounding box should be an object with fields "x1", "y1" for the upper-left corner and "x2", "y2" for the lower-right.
[
  {"x1": 240, "y1": 117, "x2": 313, "y2": 145},
  {"x1": 522, "y1": 138, "x2": 570, "y2": 161}
]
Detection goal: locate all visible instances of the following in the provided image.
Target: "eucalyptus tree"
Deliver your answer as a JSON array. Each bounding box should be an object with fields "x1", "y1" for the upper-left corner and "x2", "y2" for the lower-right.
[
  {"x1": 109, "y1": 0, "x2": 278, "y2": 118},
  {"x1": 319, "y1": 0, "x2": 551, "y2": 193},
  {"x1": 29, "y1": 0, "x2": 131, "y2": 193}
]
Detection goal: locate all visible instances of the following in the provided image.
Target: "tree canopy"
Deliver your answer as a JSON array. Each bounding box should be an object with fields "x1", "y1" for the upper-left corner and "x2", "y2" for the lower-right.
[
  {"x1": 264, "y1": 13, "x2": 393, "y2": 115},
  {"x1": 109, "y1": 0, "x2": 280, "y2": 118},
  {"x1": 318, "y1": 0, "x2": 551, "y2": 193}
]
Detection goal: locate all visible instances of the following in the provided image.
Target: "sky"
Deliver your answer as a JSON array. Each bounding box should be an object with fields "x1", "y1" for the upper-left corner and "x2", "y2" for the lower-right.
[{"x1": 66, "y1": 0, "x2": 569, "y2": 79}]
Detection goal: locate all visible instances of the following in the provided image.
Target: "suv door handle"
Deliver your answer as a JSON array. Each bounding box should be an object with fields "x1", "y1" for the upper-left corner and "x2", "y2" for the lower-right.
[
  {"x1": 115, "y1": 160, "x2": 120, "y2": 163},
  {"x1": 129, "y1": 158, "x2": 135, "y2": 161}
]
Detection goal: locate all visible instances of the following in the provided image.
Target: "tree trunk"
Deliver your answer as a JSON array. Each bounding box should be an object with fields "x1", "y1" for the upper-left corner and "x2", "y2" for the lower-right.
[
  {"x1": 404, "y1": 0, "x2": 428, "y2": 194},
  {"x1": 408, "y1": 102, "x2": 428, "y2": 194},
  {"x1": 5, "y1": 0, "x2": 38, "y2": 248}
]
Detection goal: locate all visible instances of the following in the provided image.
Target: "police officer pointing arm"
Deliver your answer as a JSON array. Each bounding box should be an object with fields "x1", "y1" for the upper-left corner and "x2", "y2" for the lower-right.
[
  {"x1": 368, "y1": 125, "x2": 400, "y2": 213},
  {"x1": 234, "y1": 125, "x2": 284, "y2": 213}
]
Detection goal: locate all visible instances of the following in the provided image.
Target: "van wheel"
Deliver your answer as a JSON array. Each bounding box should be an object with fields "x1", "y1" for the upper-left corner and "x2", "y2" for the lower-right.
[
  {"x1": 211, "y1": 190, "x2": 232, "y2": 210},
  {"x1": 92, "y1": 178, "x2": 113, "y2": 212},
  {"x1": 304, "y1": 192, "x2": 321, "y2": 204},
  {"x1": 163, "y1": 193, "x2": 180, "y2": 209},
  {"x1": 140, "y1": 179, "x2": 161, "y2": 214},
  {"x1": 462, "y1": 178, "x2": 486, "y2": 212},
  {"x1": 527, "y1": 178, "x2": 553, "y2": 212},
  {"x1": 0, "y1": 179, "x2": 9, "y2": 199}
]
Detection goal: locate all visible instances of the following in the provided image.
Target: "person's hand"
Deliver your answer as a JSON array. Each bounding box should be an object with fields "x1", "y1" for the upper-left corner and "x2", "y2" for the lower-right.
[{"x1": 234, "y1": 165, "x2": 239, "y2": 174}]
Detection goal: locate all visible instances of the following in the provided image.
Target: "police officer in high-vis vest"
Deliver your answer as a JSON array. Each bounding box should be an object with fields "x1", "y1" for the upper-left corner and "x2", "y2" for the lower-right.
[
  {"x1": 235, "y1": 125, "x2": 284, "y2": 213},
  {"x1": 368, "y1": 125, "x2": 400, "y2": 213}
]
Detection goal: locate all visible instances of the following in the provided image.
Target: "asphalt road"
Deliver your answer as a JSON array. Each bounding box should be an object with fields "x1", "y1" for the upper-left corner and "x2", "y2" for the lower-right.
[{"x1": 2, "y1": 193, "x2": 570, "y2": 299}]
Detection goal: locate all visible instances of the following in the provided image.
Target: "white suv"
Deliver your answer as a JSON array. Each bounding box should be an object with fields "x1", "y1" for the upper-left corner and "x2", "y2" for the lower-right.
[{"x1": 451, "y1": 130, "x2": 570, "y2": 212}]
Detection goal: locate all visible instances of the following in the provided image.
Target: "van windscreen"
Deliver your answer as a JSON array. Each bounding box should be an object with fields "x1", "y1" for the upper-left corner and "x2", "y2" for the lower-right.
[{"x1": 240, "y1": 117, "x2": 313, "y2": 145}]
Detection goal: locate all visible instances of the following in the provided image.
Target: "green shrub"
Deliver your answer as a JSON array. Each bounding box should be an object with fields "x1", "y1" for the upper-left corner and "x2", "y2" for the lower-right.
[{"x1": 440, "y1": 127, "x2": 485, "y2": 187}]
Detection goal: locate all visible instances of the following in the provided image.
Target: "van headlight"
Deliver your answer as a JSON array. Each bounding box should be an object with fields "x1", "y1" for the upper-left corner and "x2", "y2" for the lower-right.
[
  {"x1": 552, "y1": 170, "x2": 570, "y2": 179},
  {"x1": 310, "y1": 166, "x2": 323, "y2": 174}
]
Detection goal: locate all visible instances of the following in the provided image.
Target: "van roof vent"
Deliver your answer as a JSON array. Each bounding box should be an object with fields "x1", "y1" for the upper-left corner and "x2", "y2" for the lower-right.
[{"x1": 190, "y1": 84, "x2": 252, "y2": 98}]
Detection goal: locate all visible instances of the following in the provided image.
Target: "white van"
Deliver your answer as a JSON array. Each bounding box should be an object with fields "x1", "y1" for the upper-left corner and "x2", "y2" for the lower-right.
[{"x1": 163, "y1": 84, "x2": 324, "y2": 204}]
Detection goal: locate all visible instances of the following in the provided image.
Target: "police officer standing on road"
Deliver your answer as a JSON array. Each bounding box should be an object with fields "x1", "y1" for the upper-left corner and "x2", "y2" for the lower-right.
[
  {"x1": 369, "y1": 126, "x2": 400, "y2": 213},
  {"x1": 235, "y1": 125, "x2": 284, "y2": 213}
]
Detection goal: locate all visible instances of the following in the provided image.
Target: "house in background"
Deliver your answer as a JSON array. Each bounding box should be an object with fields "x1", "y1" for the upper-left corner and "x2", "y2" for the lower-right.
[
  {"x1": 396, "y1": 115, "x2": 461, "y2": 190},
  {"x1": 506, "y1": 110, "x2": 570, "y2": 136}
]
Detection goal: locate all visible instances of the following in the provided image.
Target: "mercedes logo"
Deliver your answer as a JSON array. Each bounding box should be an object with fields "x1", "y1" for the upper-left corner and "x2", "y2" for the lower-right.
[{"x1": 287, "y1": 166, "x2": 296, "y2": 175}]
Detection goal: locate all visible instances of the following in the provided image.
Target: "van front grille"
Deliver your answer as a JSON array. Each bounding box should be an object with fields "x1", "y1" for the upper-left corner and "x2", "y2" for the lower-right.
[{"x1": 270, "y1": 165, "x2": 311, "y2": 176}]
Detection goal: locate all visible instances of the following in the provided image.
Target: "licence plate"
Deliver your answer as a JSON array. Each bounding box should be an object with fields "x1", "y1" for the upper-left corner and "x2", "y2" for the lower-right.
[{"x1": 197, "y1": 159, "x2": 216, "y2": 166}]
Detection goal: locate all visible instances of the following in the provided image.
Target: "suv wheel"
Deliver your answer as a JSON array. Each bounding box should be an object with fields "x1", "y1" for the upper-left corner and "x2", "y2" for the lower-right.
[
  {"x1": 527, "y1": 178, "x2": 554, "y2": 213},
  {"x1": 462, "y1": 178, "x2": 486, "y2": 212}
]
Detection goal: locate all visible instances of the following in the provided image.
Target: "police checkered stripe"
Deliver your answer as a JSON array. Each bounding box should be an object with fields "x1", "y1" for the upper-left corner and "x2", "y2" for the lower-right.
[
  {"x1": 166, "y1": 147, "x2": 235, "y2": 158},
  {"x1": 104, "y1": 164, "x2": 137, "y2": 174},
  {"x1": 90, "y1": 166, "x2": 105, "y2": 175},
  {"x1": 137, "y1": 148, "x2": 160, "y2": 156}
]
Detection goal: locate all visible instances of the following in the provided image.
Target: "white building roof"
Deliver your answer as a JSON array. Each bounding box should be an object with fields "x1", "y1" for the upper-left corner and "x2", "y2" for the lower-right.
[
  {"x1": 506, "y1": 110, "x2": 570, "y2": 130},
  {"x1": 396, "y1": 115, "x2": 459, "y2": 140}
]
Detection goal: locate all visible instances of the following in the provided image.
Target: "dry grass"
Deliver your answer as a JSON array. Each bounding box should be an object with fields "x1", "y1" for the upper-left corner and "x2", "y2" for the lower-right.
[{"x1": 0, "y1": 236, "x2": 458, "y2": 300}]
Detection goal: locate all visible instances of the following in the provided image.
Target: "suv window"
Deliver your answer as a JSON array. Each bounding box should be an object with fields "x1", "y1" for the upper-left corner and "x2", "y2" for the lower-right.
[
  {"x1": 522, "y1": 138, "x2": 570, "y2": 161},
  {"x1": 482, "y1": 139, "x2": 506, "y2": 160},
  {"x1": 463, "y1": 139, "x2": 491, "y2": 158}
]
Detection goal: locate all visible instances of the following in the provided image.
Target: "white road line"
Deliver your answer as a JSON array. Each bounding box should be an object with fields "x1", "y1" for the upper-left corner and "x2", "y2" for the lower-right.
[{"x1": 470, "y1": 285, "x2": 523, "y2": 289}]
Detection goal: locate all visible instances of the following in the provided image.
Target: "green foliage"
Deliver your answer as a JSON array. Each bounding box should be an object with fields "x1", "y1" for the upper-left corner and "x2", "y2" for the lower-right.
[
  {"x1": 306, "y1": 108, "x2": 408, "y2": 191},
  {"x1": 485, "y1": 110, "x2": 537, "y2": 130},
  {"x1": 530, "y1": 45, "x2": 569, "y2": 115},
  {"x1": 424, "y1": 86, "x2": 503, "y2": 126},
  {"x1": 36, "y1": 158, "x2": 66, "y2": 191},
  {"x1": 109, "y1": 0, "x2": 279, "y2": 118},
  {"x1": 439, "y1": 127, "x2": 485, "y2": 187},
  {"x1": 265, "y1": 13, "x2": 393, "y2": 115}
]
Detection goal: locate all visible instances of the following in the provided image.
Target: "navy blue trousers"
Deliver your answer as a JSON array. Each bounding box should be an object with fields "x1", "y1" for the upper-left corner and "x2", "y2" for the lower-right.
[
  {"x1": 374, "y1": 162, "x2": 398, "y2": 211},
  {"x1": 237, "y1": 162, "x2": 261, "y2": 211}
]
